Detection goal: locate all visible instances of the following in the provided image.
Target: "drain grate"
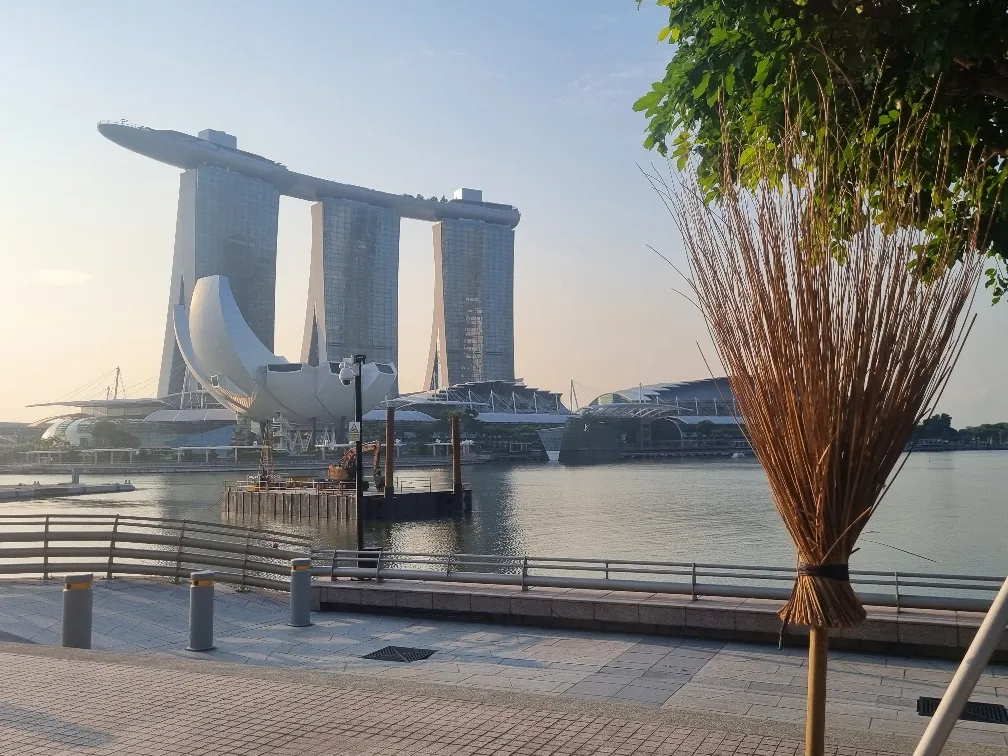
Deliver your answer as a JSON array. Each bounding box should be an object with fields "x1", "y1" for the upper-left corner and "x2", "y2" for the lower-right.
[
  {"x1": 362, "y1": 646, "x2": 437, "y2": 663},
  {"x1": 917, "y1": 697, "x2": 1008, "y2": 724}
]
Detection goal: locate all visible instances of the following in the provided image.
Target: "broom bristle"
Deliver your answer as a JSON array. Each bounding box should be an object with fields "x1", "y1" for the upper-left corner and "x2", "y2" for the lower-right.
[{"x1": 648, "y1": 97, "x2": 995, "y2": 628}]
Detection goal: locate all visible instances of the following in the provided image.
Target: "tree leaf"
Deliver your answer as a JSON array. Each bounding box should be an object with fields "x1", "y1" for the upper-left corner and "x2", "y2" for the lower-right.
[{"x1": 693, "y1": 71, "x2": 711, "y2": 98}]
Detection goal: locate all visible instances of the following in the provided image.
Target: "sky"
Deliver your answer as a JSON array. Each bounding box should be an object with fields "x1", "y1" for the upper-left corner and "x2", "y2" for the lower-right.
[{"x1": 1, "y1": 1, "x2": 1007, "y2": 426}]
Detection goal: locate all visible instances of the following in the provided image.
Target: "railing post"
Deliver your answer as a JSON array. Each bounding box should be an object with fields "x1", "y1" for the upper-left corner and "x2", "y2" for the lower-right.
[
  {"x1": 521, "y1": 554, "x2": 529, "y2": 592},
  {"x1": 106, "y1": 514, "x2": 120, "y2": 581},
  {"x1": 446, "y1": 553, "x2": 452, "y2": 579},
  {"x1": 330, "y1": 550, "x2": 338, "y2": 581},
  {"x1": 895, "y1": 571, "x2": 901, "y2": 613},
  {"x1": 238, "y1": 528, "x2": 252, "y2": 592},
  {"x1": 172, "y1": 520, "x2": 187, "y2": 584},
  {"x1": 374, "y1": 549, "x2": 384, "y2": 582},
  {"x1": 604, "y1": 561, "x2": 609, "y2": 580},
  {"x1": 691, "y1": 562, "x2": 697, "y2": 600},
  {"x1": 42, "y1": 515, "x2": 50, "y2": 580}
]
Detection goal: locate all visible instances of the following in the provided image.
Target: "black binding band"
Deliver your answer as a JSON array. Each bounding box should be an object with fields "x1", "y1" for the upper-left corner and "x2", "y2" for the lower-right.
[{"x1": 797, "y1": 563, "x2": 849, "y2": 581}]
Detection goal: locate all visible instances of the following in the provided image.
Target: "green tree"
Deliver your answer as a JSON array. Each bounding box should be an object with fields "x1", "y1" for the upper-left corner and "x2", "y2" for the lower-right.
[
  {"x1": 913, "y1": 413, "x2": 955, "y2": 440},
  {"x1": 634, "y1": 0, "x2": 1008, "y2": 298}
]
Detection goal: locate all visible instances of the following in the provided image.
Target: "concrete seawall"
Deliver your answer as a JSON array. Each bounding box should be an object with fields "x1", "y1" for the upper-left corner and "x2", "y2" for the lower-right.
[
  {"x1": 0, "y1": 482, "x2": 136, "y2": 502},
  {"x1": 314, "y1": 579, "x2": 1008, "y2": 661}
]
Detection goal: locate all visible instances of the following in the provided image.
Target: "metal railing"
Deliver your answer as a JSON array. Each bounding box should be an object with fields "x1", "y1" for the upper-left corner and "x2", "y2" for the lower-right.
[
  {"x1": 0, "y1": 514, "x2": 311, "y2": 590},
  {"x1": 314, "y1": 550, "x2": 1005, "y2": 613}
]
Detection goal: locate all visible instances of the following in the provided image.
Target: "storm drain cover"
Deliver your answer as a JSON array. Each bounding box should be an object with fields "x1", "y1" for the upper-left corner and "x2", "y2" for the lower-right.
[
  {"x1": 917, "y1": 697, "x2": 1008, "y2": 724},
  {"x1": 362, "y1": 646, "x2": 436, "y2": 663}
]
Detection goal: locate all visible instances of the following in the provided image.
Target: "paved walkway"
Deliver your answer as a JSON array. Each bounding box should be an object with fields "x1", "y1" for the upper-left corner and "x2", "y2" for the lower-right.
[{"x1": 0, "y1": 578, "x2": 1005, "y2": 754}]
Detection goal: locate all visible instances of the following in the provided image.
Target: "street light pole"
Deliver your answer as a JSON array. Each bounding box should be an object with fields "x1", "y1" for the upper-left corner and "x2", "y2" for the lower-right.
[{"x1": 353, "y1": 353, "x2": 366, "y2": 553}]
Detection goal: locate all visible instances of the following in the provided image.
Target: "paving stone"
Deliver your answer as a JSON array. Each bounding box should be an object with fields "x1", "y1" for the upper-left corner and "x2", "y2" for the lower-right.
[
  {"x1": 510, "y1": 594, "x2": 553, "y2": 617},
  {"x1": 469, "y1": 593, "x2": 511, "y2": 614},
  {"x1": 594, "y1": 599, "x2": 640, "y2": 624},
  {"x1": 319, "y1": 584, "x2": 362, "y2": 606},
  {"x1": 551, "y1": 597, "x2": 596, "y2": 621},
  {"x1": 565, "y1": 679, "x2": 627, "y2": 697},
  {"x1": 895, "y1": 613, "x2": 958, "y2": 648},
  {"x1": 359, "y1": 588, "x2": 398, "y2": 608},
  {"x1": 639, "y1": 600, "x2": 688, "y2": 627},
  {"x1": 612, "y1": 684, "x2": 680, "y2": 705},
  {"x1": 395, "y1": 589, "x2": 433, "y2": 610},
  {"x1": 432, "y1": 591, "x2": 471, "y2": 612}
]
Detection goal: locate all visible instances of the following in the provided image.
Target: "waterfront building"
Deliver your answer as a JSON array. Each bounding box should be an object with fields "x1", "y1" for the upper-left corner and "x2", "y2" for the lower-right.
[
  {"x1": 301, "y1": 199, "x2": 400, "y2": 371},
  {"x1": 425, "y1": 191, "x2": 516, "y2": 389},
  {"x1": 388, "y1": 380, "x2": 567, "y2": 424},
  {"x1": 557, "y1": 378, "x2": 749, "y2": 463},
  {"x1": 98, "y1": 122, "x2": 520, "y2": 406},
  {"x1": 174, "y1": 275, "x2": 396, "y2": 426},
  {"x1": 30, "y1": 397, "x2": 238, "y2": 449},
  {"x1": 159, "y1": 158, "x2": 280, "y2": 397}
]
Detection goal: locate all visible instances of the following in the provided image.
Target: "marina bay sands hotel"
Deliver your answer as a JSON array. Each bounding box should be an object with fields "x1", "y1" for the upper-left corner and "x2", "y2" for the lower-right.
[{"x1": 98, "y1": 122, "x2": 520, "y2": 399}]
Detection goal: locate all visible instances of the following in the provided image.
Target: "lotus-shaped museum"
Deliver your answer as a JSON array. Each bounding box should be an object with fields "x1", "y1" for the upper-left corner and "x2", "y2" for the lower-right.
[{"x1": 173, "y1": 275, "x2": 396, "y2": 425}]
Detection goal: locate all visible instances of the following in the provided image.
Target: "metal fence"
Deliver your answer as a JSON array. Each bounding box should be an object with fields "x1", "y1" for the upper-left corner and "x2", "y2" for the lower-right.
[
  {"x1": 314, "y1": 550, "x2": 1005, "y2": 613},
  {"x1": 0, "y1": 514, "x2": 312, "y2": 590}
]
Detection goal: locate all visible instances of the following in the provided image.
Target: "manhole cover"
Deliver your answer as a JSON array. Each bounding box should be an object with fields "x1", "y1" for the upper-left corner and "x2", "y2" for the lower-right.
[
  {"x1": 362, "y1": 646, "x2": 437, "y2": 663},
  {"x1": 917, "y1": 697, "x2": 1008, "y2": 724}
]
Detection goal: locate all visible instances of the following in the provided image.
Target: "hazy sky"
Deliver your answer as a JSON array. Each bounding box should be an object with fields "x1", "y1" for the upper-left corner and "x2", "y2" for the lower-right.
[{"x1": 2, "y1": 1, "x2": 1006, "y2": 426}]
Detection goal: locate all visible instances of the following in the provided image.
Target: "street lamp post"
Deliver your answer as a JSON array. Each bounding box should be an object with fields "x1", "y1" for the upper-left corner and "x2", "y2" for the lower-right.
[
  {"x1": 352, "y1": 353, "x2": 365, "y2": 553},
  {"x1": 338, "y1": 354, "x2": 367, "y2": 556}
]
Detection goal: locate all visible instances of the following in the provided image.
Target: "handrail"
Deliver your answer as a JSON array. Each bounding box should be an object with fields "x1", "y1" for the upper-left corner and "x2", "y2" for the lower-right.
[
  {"x1": 0, "y1": 514, "x2": 311, "y2": 591},
  {"x1": 0, "y1": 513, "x2": 308, "y2": 548},
  {"x1": 313, "y1": 549, "x2": 1005, "y2": 613}
]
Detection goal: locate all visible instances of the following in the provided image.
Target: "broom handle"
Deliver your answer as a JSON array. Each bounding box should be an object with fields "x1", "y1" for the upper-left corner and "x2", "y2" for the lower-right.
[
  {"x1": 806, "y1": 627, "x2": 828, "y2": 756},
  {"x1": 914, "y1": 576, "x2": 1008, "y2": 756}
]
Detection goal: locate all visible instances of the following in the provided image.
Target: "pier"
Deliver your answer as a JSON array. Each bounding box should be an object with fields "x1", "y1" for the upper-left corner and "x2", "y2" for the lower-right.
[{"x1": 0, "y1": 481, "x2": 135, "y2": 502}]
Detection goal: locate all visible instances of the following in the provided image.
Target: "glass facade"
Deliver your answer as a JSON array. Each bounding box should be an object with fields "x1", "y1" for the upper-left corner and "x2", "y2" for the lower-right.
[
  {"x1": 426, "y1": 219, "x2": 515, "y2": 387},
  {"x1": 301, "y1": 199, "x2": 400, "y2": 369},
  {"x1": 158, "y1": 166, "x2": 280, "y2": 396}
]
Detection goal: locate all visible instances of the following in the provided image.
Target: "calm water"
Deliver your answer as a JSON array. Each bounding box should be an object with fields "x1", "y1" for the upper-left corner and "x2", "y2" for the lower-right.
[{"x1": 2, "y1": 451, "x2": 1006, "y2": 575}]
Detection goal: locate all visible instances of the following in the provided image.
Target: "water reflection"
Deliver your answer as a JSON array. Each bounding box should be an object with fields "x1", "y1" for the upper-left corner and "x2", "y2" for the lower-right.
[{"x1": 2, "y1": 451, "x2": 1006, "y2": 575}]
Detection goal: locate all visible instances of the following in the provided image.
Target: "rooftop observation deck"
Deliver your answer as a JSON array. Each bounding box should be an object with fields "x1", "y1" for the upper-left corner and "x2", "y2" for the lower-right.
[{"x1": 97, "y1": 120, "x2": 521, "y2": 228}]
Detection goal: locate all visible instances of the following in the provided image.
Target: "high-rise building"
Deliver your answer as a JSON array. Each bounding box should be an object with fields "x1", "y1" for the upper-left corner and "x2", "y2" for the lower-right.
[
  {"x1": 98, "y1": 122, "x2": 521, "y2": 403},
  {"x1": 425, "y1": 216, "x2": 515, "y2": 389},
  {"x1": 301, "y1": 199, "x2": 400, "y2": 369},
  {"x1": 158, "y1": 163, "x2": 280, "y2": 397}
]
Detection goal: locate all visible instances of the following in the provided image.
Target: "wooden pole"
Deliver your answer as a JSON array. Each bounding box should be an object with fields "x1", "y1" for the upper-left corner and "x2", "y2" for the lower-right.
[
  {"x1": 805, "y1": 626, "x2": 828, "y2": 756},
  {"x1": 451, "y1": 415, "x2": 462, "y2": 505},
  {"x1": 385, "y1": 406, "x2": 395, "y2": 500}
]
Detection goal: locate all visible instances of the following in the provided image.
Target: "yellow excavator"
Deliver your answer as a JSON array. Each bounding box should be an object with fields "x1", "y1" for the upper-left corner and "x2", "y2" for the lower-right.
[{"x1": 327, "y1": 440, "x2": 384, "y2": 491}]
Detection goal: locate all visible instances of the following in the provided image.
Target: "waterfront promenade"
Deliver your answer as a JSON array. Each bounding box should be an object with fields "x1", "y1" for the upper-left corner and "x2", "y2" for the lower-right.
[{"x1": 0, "y1": 578, "x2": 1005, "y2": 753}]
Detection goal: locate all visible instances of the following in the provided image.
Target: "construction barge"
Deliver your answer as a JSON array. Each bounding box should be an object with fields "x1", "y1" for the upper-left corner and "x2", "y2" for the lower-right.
[
  {"x1": 223, "y1": 479, "x2": 471, "y2": 523},
  {"x1": 223, "y1": 412, "x2": 471, "y2": 523}
]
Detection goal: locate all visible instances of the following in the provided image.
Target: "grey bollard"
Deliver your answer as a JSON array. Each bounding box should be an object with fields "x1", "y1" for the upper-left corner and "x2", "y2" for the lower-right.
[
  {"x1": 186, "y1": 570, "x2": 215, "y2": 651},
  {"x1": 61, "y1": 573, "x2": 93, "y2": 649},
  {"x1": 289, "y1": 558, "x2": 312, "y2": 627}
]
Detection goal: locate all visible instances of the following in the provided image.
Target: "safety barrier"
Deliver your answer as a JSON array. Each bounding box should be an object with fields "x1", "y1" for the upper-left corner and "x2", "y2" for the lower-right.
[
  {"x1": 314, "y1": 550, "x2": 1005, "y2": 613},
  {"x1": 0, "y1": 514, "x2": 311, "y2": 590}
]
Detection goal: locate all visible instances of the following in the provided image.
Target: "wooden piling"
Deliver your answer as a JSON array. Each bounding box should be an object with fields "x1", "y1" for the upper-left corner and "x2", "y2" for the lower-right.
[
  {"x1": 451, "y1": 415, "x2": 463, "y2": 508},
  {"x1": 386, "y1": 406, "x2": 395, "y2": 500}
]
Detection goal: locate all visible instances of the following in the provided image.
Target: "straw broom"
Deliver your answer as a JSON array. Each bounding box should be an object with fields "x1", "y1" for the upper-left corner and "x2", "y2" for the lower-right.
[{"x1": 647, "y1": 98, "x2": 997, "y2": 756}]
